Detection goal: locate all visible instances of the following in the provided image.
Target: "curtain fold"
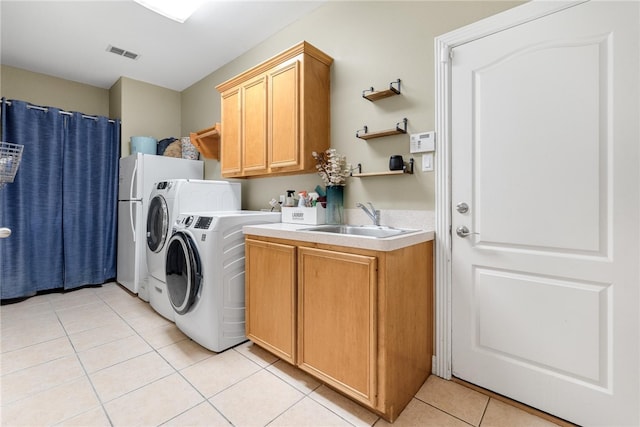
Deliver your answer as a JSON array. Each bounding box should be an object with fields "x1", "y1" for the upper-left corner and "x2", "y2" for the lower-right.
[
  {"x1": 1, "y1": 100, "x2": 65, "y2": 298},
  {"x1": 0, "y1": 99, "x2": 120, "y2": 299},
  {"x1": 62, "y1": 112, "x2": 120, "y2": 289}
]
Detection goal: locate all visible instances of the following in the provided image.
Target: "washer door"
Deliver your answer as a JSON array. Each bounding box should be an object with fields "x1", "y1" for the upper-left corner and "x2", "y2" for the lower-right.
[
  {"x1": 147, "y1": 195, "x2": 169, "y2": 253},
  {"x1": 165, "y1": 231, "x2": 201, "y2": 314}
]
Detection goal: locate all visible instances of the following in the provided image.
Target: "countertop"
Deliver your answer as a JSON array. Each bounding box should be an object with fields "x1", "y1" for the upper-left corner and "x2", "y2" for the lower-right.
[{"x1": 243, "y1": 222, "x2": 434, "y2": 252}]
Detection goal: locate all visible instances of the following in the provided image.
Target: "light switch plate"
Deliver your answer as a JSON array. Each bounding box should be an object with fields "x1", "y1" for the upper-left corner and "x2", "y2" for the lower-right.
[
  {"x1": 410, "y1": 131, "x2": 435, "y2": 153},
  {"x1": 422, "y1": 153, "x2": 434, "y2": 172}
]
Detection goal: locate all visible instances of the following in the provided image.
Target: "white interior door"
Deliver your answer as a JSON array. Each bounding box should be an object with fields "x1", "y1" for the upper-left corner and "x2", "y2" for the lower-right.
[{"x1": 450, "y1": 2, "x2": 639, "y2": 425}]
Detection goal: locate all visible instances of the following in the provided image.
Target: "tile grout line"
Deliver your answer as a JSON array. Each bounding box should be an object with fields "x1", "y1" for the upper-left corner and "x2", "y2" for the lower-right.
[
  {"x1": 97, "y1": 286, "x2": 232, "y2": 426},
  {"x1": 5, "y1": 284, "x2": 554, "y2": 427},
  {"x1": 257, "y1": 367, "x2": 318, "y2": 427},
  {"x1": 74, "y1": 286, "x2": 195, "y2": 426},
  {"x1": 5, "y1": 288, "x2": 431, "y2": 427},
  {"x1": 232, "y1": 349, "x2": 369, "y2": 427},
  {"x1": 97, "y1": 287, "x2": 248, "y2": 426},
  {"x1": 53, "y1": 288, "x2": 116, "y2": 427},
  {"x1": 6, "y1": 290, "x2": 464, "y2": 426},
  {"x1": 411, "y1": 395, "x2": 478, "y2": 427},
  {"x1": 478, "y1": 397, "x2": 490, "y2": 427},
  {"x1": 95, "y1": 288, "x2": 214, "y2": 426},
  {"x1": 202, "y1": 345, "x2": 286, "y2": 426},
  {"x1": 164, "y1": 345, "x2": 261, "y2": 427},
  {"x1": 92, "y1": 287, "x2": 185, "y2": 426},
  {"x1": 258, "y1": 362, "x2": 379, "y2": 427},
  {"x1": 4, "y1": 287, "x2": 282, "y2": 426},
  {"x1": 5, "y1": 287, "x2": 318, "y2": 426},
  {"x1": 0, "y1": 296, "x2": 72, "y2": 408}
]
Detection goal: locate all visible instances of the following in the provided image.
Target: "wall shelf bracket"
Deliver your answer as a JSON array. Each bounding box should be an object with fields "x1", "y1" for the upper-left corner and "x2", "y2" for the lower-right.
[
  {"x1": 355, "y1": 126, "x2": 368, "y2": 138},
  {"x1": 351, "y1": 158, "x2": 414, "y2": 177},
  {"x1": 362, "y1": 79, "x2": 402, "y2": 102},
  {"x1": 356, "y1": 118, "x2": 408, "y2": 140}
]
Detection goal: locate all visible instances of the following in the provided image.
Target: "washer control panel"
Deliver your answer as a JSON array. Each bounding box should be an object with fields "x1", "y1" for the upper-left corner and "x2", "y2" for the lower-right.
[{"x1": 194, "y1": 216, "x2": 213, "y2": 229}]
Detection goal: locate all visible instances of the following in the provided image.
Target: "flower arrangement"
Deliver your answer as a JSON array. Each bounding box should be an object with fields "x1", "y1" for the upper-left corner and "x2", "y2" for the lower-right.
[{"x1": 312, "y1": 149, "x2": 351, "y2": 186}]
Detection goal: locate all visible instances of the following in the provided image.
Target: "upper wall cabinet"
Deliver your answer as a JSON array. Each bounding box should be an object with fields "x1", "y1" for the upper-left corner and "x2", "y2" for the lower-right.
[{"x1": 216, "y1": 41, "x2": 334, "y2": 178}]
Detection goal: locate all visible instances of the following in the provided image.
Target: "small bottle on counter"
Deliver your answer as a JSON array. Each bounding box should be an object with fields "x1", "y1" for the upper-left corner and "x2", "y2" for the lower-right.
[
  {"x1": 298, "y1": 191, "x2": 308, "y2": 207},
  {"x1": 285, "y1": 190, "x2": 296, "y2": 207}
]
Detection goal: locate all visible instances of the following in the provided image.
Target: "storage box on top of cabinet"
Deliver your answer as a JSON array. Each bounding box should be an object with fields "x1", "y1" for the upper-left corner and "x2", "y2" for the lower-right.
[{"x1": 215, "y1": 41, "x2": 333, "y2": 178}]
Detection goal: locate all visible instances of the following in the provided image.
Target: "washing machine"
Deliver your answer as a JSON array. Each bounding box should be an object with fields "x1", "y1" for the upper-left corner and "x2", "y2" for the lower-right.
[
  {"x1": 146, "y1": 179, "x2": 240, "y2": 320},
  {"x1": 165, "y1": 211, "x2": 281, "y2": 352}
]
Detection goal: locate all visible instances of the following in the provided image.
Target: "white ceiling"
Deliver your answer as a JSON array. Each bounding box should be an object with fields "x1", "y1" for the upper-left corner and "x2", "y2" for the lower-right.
[{"x1": 1, "y1": 0, "x2": 325, "y2": 92}]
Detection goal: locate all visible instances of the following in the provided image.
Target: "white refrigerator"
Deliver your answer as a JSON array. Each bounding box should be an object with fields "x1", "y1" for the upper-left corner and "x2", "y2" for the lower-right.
[{"x1": 117, "y1": 153, "x2": 203, "y2": 299}]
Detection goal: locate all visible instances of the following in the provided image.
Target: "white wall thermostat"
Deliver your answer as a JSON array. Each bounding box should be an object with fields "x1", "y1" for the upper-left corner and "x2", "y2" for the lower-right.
[{"x1": 410, "y1": 131, "x2": 435, "y2": 153}]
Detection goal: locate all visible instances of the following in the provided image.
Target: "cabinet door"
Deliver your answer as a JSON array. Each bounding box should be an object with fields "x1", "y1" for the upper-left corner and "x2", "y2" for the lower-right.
[
  {"x1": 245, "y1": 239, "x2": 297, "y2": 363},
  {"x1": 297, "y1": 247, "x2": 377, "y2": 407},
  {"x1": 242, "y1": 76, "x2": 268, "y2": 175},
  {"x1": 268, "y1": 61, "x2": 300, "y2": 170},
  {"x1": 220, "y1": 88, "x2": 242, "y2": 176}
]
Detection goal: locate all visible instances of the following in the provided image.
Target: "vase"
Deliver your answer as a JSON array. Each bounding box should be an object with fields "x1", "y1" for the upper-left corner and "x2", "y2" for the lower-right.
[{"x1": 325, "y1": 185, "x2": 345, "y2": 225}]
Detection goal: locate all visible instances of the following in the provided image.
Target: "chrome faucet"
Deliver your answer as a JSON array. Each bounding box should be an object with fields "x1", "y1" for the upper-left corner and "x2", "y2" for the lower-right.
[{"x1": 356, "y1": 202, "x2": 380, "y2": 226}]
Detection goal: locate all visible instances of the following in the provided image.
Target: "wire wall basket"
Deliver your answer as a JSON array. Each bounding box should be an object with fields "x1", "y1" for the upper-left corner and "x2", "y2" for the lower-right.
[{"x1": 0, "y1": 141, "x2": 24, "y2": 188}]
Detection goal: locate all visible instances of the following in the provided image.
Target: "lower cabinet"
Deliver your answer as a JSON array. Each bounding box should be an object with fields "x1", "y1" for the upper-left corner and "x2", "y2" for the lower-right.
[
  {"x1": 245, "y1": 239, "x2": 296, "y2": 363},
  {"x1": 244, "y1": 236, "x2": 433, "y2": 422},
  {"x1": 298, "y1": 247, "x2": 378, "y2": 407}
]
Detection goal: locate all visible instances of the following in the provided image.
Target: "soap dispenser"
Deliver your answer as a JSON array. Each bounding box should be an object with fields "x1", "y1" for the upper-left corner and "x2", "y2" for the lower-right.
[{"x1": 285, "y1": 190, "x2": 295, "y2": 207}]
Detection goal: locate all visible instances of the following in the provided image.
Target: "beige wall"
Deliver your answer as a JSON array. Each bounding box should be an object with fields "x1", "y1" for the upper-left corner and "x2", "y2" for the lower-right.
[
  {"x1": 0, "y1": 67, "x2": 182, "y2": 157},
  {"x1": 0, "y1": 65, "x2": 109, "y2": 117},
  {"x1": 1, "y1": 1, "x2": 521, "y2": 211},
  {"x1": 114, "y1": 77, "x2": 181, "y2": 156},
  {"x1": 181, "y1": 1, "x2": 521, "y2": 211},
  {"x1": 109, "y1": 78, "x2": 122, "y2": 123}
]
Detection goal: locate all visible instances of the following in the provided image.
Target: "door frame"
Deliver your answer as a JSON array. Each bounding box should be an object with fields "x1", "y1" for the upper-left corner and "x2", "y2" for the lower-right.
[{"x1": 433, "y1": 0, "x2": 587, "y2": 380}]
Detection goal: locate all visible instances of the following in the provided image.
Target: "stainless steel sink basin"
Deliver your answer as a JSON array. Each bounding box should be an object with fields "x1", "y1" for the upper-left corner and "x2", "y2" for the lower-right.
[{"x1": 299, "y1": 224, "x2": 420, "y2": 239}]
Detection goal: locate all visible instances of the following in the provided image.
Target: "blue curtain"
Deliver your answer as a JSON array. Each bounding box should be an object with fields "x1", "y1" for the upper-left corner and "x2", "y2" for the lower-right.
[
  {"x1": 63, "y1": 112, "x2": 120, "y2": 289},
  {"x1": 0, "y1": 99, "x2": 120, "y2": 299}
]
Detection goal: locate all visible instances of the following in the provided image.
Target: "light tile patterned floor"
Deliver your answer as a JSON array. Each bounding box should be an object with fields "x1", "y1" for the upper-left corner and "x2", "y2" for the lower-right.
[{"x1": 1, "y1": 282, "x2": 562, "y2": 426}]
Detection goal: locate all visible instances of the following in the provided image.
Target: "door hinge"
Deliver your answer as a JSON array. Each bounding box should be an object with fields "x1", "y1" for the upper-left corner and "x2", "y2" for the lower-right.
[{"x1": 440, "y1": 47, "x2": 454, "y2": 63}]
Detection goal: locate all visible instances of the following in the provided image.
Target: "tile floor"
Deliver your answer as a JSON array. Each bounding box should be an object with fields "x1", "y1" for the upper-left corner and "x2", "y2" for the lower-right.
[{"x1": 1, "y1": 282, "x2": 562, "y2": 427}]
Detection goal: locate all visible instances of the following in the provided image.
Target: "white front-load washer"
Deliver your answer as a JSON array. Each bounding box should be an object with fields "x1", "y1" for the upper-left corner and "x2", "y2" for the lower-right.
[
  {"x1": 146, "y1": 180, "x2": 240, "y2": 320},
  {"x1": 165, "y1": 211, "x2": 281, "y2": 352}
]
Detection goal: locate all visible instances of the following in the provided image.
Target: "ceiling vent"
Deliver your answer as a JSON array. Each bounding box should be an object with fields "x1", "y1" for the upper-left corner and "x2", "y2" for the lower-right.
[{"x1": 107, "y1": 45, "x2": 140, "y2": 60}]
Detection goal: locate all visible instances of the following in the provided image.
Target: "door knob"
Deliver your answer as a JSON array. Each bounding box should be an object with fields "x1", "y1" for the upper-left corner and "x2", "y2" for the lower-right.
[
  {"x1": 456, "y1": 202, "x2": 469, "y2": 214},
  {"x1": 456, "y1": 226, "x2": 477, "y2": 238}
]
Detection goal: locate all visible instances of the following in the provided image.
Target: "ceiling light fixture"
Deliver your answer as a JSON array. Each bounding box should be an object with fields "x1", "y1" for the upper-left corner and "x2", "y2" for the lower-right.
[{"x1": 133, "y1": 0, "x2": 205, "y2": 23}]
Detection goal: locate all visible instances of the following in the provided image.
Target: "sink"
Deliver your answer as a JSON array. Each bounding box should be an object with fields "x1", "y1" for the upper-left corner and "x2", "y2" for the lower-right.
[{"x1": 298, "y1": 224, "x2": 420, "y2": 239}]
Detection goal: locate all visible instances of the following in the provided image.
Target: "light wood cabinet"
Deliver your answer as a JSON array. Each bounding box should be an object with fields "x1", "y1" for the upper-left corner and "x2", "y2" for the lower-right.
[
  {"x1": 298, "y1": 247, "x2": 378, "y2": 407},
  {"x1": 220, "y1": 88, "x2": 242, "y2": 176},
  {"x1": 242, "y1": 75, "x2": 268, "y2": 175},
  {"x1": 245, "y1": 239, "x2": 296, "y2": 363},
  {"x1": 216, "y1": 41, "x2": 333, "y2": 178},
  {"x1": 220, "y1": 75, "x2": 268, "y2": 177},
  {"x1": 244, "y1": 235, "x2": 433, "y2": 422},
  {"x1": 268, "y1": 61, "x2": 299, "y2": 170}
]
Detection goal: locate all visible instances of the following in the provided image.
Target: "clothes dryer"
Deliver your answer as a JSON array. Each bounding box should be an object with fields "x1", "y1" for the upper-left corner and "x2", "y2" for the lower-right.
[
  {"x1": 146, "y1": 180, "x2": 240, "y2": 320},
  {"x1": 165, "y1": 211, "x2": 280, "y2": 351}
]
